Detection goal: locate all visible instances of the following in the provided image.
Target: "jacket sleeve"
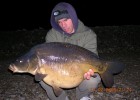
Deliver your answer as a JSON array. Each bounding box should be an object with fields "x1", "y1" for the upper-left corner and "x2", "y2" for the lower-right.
[{"x1": 83, "y1": 29, "x2": 98, "y2": 55}]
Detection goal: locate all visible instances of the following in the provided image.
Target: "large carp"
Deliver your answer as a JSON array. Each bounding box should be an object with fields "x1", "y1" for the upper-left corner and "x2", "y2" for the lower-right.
[{"x1": 9, "y1": 42, "x2": 124, "y2": 96}]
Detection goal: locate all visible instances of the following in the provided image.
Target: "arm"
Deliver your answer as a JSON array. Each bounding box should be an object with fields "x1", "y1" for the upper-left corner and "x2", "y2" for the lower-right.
[
  {"x1": 83, "y1": 29, "x2": 98, "y2": 79},
  {"x1": 83, "y1": 29, "x2": 98, "y2": 56}
]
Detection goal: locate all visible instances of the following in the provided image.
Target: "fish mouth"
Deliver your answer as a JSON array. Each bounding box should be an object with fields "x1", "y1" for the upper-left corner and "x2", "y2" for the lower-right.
[{"x1": 9, "y1": 64, "x2": 18, "y2": 73}]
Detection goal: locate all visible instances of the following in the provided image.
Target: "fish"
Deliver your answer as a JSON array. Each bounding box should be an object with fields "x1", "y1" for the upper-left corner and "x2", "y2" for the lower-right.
[{"x1": 9, "y1": 42, "x2": 125, "y2": 96}]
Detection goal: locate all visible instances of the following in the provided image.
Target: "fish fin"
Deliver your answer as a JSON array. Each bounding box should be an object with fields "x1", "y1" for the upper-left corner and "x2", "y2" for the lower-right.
[
  {"x1": 101, "y1": 71, "x2": 114, "y2": 88},
  {"x1": 35, "y1": 73, "x2": 47, "y2": 81},
  {"x1": 107, "y1": 61, "x2": 125, "y2": 74},
  {"x1": 101, "y1": 61, "x2": 125, "y2": 88},
  {"x1": 52, "y1": 86, "x2": 63, "y2": 97}
]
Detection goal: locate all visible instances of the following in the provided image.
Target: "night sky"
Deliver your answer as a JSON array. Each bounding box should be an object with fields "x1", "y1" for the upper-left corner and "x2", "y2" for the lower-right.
[{"x1": 0, "y1": 0, "x2": 139, "y2": 31}]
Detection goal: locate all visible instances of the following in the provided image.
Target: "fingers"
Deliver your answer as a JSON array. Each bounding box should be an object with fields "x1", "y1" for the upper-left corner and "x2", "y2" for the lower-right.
[
  {"x1": 84, "y1": 73, "x2": 87, "y2": 79},
  {"x1": 89, "y1": 69, "x2": 94, "y2": 76},
  {"x1": 84, "y1": 69, "x2": 94, "y2": 80},
  {"x1": 84, "y1": 73, "x2": 90, "y2": 80},
  {"x1": 86, "y1": 74, "x2": 91, "y2": 80}
]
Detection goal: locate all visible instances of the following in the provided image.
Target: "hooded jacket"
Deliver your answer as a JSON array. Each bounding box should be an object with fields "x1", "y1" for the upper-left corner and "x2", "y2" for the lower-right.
[{"x1": 45, "y1": 2, "x2": 98, "y2": 55}]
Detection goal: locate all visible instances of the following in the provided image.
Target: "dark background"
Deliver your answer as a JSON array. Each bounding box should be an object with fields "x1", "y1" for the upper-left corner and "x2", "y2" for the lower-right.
[
  {"x1": 0, "y1": 0, "x2": 140, "y2": 60},
  {"x1": 0, "y1": 0, "x2": 140, "y2": 31}
]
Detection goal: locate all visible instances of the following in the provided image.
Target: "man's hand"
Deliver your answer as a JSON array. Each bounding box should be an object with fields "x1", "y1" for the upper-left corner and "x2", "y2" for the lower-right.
[{"x1": 84, "y1": 69, "x2": 94, "y2": 80}]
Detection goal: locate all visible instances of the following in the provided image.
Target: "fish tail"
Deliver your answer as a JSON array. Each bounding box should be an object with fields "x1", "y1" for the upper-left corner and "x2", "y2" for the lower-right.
[{"x1": 101, "y1": 61, "x2": 125, "y2": 88}]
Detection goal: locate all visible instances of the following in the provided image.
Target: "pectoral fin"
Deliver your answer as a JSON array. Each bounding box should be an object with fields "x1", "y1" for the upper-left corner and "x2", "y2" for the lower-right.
[
  {"x1": 52, "y1": 85, "x2": 63, "y2": 97},
  {"x1": 35, "y1": 73, "x2": 47, "y2": 81}
]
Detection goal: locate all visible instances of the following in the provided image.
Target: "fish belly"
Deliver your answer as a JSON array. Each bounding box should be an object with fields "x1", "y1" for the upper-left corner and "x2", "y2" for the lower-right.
[
  {"x1": 39, "y1": 63, "x2": 98, "y2": 88},
  {"x1": 43, "y1": 73, "x2": 83, "y2": 88}
]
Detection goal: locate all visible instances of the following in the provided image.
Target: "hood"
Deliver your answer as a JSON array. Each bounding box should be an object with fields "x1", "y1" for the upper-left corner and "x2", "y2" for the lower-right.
[{"x1": 50, "y1": 2, "x2": 78, "y2": 35}]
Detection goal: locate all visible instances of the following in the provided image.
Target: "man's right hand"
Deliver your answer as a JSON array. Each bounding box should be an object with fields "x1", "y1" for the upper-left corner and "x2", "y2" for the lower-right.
[{"x1": 84, "y1": 69, "x2": 94, "y2": 80}]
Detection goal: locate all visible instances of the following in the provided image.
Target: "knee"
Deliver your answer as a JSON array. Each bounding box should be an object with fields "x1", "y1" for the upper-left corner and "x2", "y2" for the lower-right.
[
  {"x1": 93, "y1": 73, "x2": 101, "y2": 84},
  {"x1": 84, "y1": 73, "x2": 101, "y2": 86}
]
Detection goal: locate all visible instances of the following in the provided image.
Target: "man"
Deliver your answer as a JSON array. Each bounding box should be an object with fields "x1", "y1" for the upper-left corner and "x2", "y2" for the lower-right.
[{"x1": 39, "y1": 2, "x2": 101, "y2": 100}]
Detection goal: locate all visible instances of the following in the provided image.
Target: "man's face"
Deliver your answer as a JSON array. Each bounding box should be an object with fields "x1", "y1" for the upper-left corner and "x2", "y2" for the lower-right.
[{"x1": 57, "y1": 18, "x2": 74, "y2": 34}]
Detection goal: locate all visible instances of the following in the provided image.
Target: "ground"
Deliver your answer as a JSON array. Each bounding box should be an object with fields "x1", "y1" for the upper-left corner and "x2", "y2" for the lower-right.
[{"x1": 0, "y1": 25, "x2": 140, "y2": 100}]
